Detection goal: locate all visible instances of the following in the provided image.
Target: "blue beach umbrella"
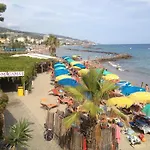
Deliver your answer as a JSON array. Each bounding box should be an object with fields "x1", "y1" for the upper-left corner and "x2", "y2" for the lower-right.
[
  {"x1": 55, "y1": 69, "x2": 69, "y2": 76},
  {"x1": 116, "y1": 81, "x2": 131, "y2": 88},
  {"x1": 74, "y1": 64, "x2": 86, "y2": 69},
  {"x1": 54, "y1": 63, "x2": 65, "y2": 68},
  {"x1": 67, "y1": 59, "x2": 74, "y2": 63},
  {"x1": 54, "y1": 65, "x2": 66, "y2": 69},
  {"x1": 96, "y1": 69, "x2": 112, "y2": 76},
  {"x1": 142, "y1": 104, "x2": 150, "y2": 117},
  {"x1": 62, "y1": 56, "x2": 69, "y2": 59},
  {"x1": 55, "y1": 67, "x2": 66, "y2": 71},
  {"x1": 64, "y1": 57, "x2": 71, "y2": 60},
  {"x1": 121, "y1": 86, "x2": 146, "y2": 96},
  {"x1": 58, "y1": 78, "x2": 79, "y2": 87}
]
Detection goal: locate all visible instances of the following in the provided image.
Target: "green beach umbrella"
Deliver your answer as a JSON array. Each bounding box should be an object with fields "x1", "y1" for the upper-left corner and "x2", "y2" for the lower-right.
[{"x1": 142, "y1": 104, "x2": 150, "y2": 117}]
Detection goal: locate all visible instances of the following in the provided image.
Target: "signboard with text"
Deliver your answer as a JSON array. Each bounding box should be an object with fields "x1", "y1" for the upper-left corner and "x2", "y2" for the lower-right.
[{"x1": 0, "y1": 71, "x2": 24, "y2": 77}]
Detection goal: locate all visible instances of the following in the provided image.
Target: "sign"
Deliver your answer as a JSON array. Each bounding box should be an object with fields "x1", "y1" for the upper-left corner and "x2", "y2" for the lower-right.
[{"x1": 0, "y1": 71, "x2": 24, "y2": 77}]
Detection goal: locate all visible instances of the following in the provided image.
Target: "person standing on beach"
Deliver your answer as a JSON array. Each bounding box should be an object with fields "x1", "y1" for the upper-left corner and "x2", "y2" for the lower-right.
[{"x1": 145, "y1": 84, "x2": 149, "y2": 92}]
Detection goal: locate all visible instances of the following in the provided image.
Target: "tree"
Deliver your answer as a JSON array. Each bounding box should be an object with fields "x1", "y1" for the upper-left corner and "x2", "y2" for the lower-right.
[
  {"x1": 63, "y1": 69, "x2": 117, "y2": 129},
  {"x1": 7, "y1": 119, "x2": 33, "y2": 150},
  {"x1": 0, "y1": 91, "x2": 9, "y2": 139},
  {"x1": 0, "y1": 3, "x2": 6, "y2": 22},
  {"x1": 8, "y1": 40, "x2": 26, "y2": 49},
  {"x1": 44, "y1": 35, "x2": 60, "y2": 56}
]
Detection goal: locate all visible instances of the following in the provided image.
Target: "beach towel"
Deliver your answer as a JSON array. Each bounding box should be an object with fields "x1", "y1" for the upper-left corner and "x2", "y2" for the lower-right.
[{"x1": 115, "y1": 125, "x2": 121, "y2": 144}]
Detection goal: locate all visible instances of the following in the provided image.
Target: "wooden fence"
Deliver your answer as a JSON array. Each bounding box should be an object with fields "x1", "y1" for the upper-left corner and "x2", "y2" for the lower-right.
[{"x1": 46, "y1": 110, "x2": 117, "y2": 150}]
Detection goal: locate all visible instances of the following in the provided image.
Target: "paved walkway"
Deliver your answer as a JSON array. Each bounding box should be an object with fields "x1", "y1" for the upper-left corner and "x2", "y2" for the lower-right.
[{"x1": 5, "y1": 73, "x2": 64, "y2": 150}]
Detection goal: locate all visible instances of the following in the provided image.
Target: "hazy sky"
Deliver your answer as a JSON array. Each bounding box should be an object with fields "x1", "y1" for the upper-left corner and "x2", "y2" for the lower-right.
[{"x1": 1, "y1": 0, "x2": 150, "y2": 44}]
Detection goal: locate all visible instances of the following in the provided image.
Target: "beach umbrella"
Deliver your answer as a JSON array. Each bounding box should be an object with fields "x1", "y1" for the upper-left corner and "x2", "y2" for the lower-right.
[
  {"x1": 116, "y1": 80, "x2": 131, "y2": 88},
  {"x1": 107, "y1": 97, "x2": 134, "y2": 108},
  {"x1": 72, "y1": 66, "x2": 81, "y2": 70},
  {"x1": 54, "y1": 65, "x2": 66, "y2": 69},
  {"x1": 66, "y1": 59, "x2": 74, "y2": 63},
  {"x1": 73, "y1": 64, "x2": 86, "y2": 69},
  {"x1": 55, "y1": 67, "x2": 67, "y2": 71},
  {"x1": 70, "y1": 61, "x2": 81, "y2": 66},
  {"x1": 142, "y1": 104, "x2": 150, "y2": 117},
  {"x1": 96, "y1": 69, "x2": 112, "y2": 76},
  {"x1": 58, "y1": 78, "x2": 79, "y2": 87},
  {"x1": 78, "y1": 69, "x2": 89, "y2": 76},
  {"x1": 54, "y1": 63, "x2": 65, "y2": 67},
  {"x1": 103, "y1": 74, "x2": 119, "y2": 80},
  {"x1": 55, "y1": 75, "x2": 72, "y2": 81},
  {"x1": 128, "y1": 92, "x2": 150, "y2": 103},
  {"x1": 55, "y1": 62, "x2": 62, "y2": 65},
  {"x1": 55, "y1": 69, "x2": 69, "y2": 76},
  {"x1": 121, "y1": 86, "x2": 145, "y2": 96},
  {"x1": 64, "y1": 56, "x2": 71, "y2": 60},
  {"x1": 62, "y1": 56, "x2": 69, "y2": 59}
]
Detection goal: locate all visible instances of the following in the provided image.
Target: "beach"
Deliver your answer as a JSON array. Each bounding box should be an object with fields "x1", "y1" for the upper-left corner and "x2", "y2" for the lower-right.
[{"x1": 3, "y1": 45, "x2": 150, "y2": 150}]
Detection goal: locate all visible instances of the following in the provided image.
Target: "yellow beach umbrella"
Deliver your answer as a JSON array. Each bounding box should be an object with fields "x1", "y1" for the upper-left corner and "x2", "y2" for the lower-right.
[
  {"x1": 55, "y1": 75, "x2": 72, "y2": 81},
  {"x1": 107, "y1": 97, "x2": 133, "y2": 108},
  {"x1": 103, "y1": 74, "x2": 119, "y2": 80},
  {"x1": 128, "y1": 92, "x2": 150, "y2": 103},
  {"x1": 78, "y1": 69, "x2": 89, "y2": 76},
  {"x1": 70, "y1": 61, "x2": 81, "y2": 66},
  {"x1": 72, "y1": 66, "x2": 81, "y2": 70}
]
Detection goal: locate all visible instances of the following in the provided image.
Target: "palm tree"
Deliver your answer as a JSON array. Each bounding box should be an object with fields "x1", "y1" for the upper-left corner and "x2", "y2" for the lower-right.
[
  {"x1": 63, "y1": 69, "x2": 117, "y2": 149},
  {"x1": 63, "y1": 69, "x2": 117, "y2": 129},
  {"x1": 45, "y1": 35, "x2": 60, "y2": 56},
  {"x1": 0, "y1": 91, "x2": 9, "y2": 139},
  {"x1": 7, "y1": 119, "x2": 33, "y2": 150}
]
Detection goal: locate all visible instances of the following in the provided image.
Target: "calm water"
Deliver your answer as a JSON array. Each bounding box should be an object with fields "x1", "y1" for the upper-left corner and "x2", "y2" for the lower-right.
[{"x1": 57, "y1": 44, "x2": 150, "y2": 86}]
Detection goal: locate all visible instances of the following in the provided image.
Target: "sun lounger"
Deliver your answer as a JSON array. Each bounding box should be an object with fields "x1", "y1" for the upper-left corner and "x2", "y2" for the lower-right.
[
  {"x1": 48, "y1": 88, "x2": 64, "y2": 96},
  {"x1": 57, "y1": 97, "x2": 73, "y2": 105},
  {"x1": 40, "y1": 102, "x2": 58, "y2": 109}
]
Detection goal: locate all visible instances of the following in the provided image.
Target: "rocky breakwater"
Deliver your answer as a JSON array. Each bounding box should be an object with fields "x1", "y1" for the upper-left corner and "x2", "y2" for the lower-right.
[{"x1": 98, "y1": 53, "x2": 132, "y2": 62}]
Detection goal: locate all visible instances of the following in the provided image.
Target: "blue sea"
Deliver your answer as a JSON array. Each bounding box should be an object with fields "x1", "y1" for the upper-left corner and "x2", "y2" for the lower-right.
[{"x1": 57, "y1": 44, "x2": 150, "y2": 86}]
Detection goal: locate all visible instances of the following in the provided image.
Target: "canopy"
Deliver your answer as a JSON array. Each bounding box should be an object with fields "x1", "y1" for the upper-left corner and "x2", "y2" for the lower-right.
[
  {"x1": 62, "y1": 56, "x2": 68, "y2": 59},
  {"x1": 74, "y1": 64, "x2": 86, "y2": 69},
  {"x1": 64, "y1": 56, "x2": 71, "y2": 60},
  {"x1": 103, "y1": 74, "x2": 119, "y2": 80},
  {"x1": 128, "y1": 92, "x2": 150, "y2": 103},
  {"x1": 55, "y1": 75, "x2": 72, "y2": 81},
  {"x1": 70, "y1": 61, "x2": 81, "y2": 66},
  {"x1": 54, "y1": 63, "x2": 66, "y2": 68},
  {"x1": 96, "y1": 69, "x2": 112, "y2": 76},
  {"x1": 72, "y1": 55, "x2": 80, "y2": 58},
  {"x1": 78, "y1": 69, "x2": 89, "y2": 76},
  {"x1": 66, "y1": 59, "x2": 74, "y2": 63},
  {"x1": 121, "y1": 86, "x2": 146, "y2": 96},
  {"x1": 55, "y1": 67, "x2": 67, "y2": 71},
  {"x1": 116, "y1": 81, "x2": 131, "y2": 88},
  {"x1": 107, "y1": 97, "x2": 134, "y2": 108},
  {"x1": 54, "y1": 69, "x2": 69, "y2": 76},
  {"x1": 72, "y1": 66, "x2": 81, "y2": 69},
  {"x1": 142, "y1": 104, "x2": 150, "y2": 117},
  {"x1": 58, "y1": 78, "x2": 79, "y2": 87}
]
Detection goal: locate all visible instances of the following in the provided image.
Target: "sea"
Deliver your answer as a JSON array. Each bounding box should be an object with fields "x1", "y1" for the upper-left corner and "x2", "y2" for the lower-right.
[{"x1": 56, "y1": 44, "x2": 150, "y2": 86}]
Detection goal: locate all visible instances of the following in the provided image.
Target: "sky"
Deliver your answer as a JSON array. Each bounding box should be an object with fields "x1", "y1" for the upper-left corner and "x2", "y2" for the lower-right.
[{"x1": 0, "y1": 0, "x2": 150, "y2": 44}]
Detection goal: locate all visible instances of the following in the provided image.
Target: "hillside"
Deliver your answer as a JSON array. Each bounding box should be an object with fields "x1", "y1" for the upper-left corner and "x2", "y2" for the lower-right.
[{"x1": 0, "y1": 26, "x2": 82, "y2": 40}]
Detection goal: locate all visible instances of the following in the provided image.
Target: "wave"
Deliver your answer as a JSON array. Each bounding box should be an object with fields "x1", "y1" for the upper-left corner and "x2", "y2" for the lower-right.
[{"x1": 108, "y1": 61, "x2": 125, "y2": 72}]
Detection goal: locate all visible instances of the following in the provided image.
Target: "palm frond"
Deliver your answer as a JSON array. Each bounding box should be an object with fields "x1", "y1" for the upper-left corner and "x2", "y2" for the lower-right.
[
  {"x1": 64, "y1": 86, "x2": 84, "y2": 102},
  {"x1": 82, "y1": 101, "x2": 102, "y2": 117},
  {"x1": 63, "y1": 112, "x2": 80, "y2": 129}
]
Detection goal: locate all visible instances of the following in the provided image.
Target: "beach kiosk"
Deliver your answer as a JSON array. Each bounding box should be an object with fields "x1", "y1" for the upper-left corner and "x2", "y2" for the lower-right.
[{"x1": 0, "y1": 71, "x2": 24, "y2": 96}]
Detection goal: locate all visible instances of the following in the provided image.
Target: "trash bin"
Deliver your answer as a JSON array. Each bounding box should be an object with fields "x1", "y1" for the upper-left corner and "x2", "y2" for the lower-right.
[{"x1": 18, "y1": 86, "x2": 24, "y2": 96}]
